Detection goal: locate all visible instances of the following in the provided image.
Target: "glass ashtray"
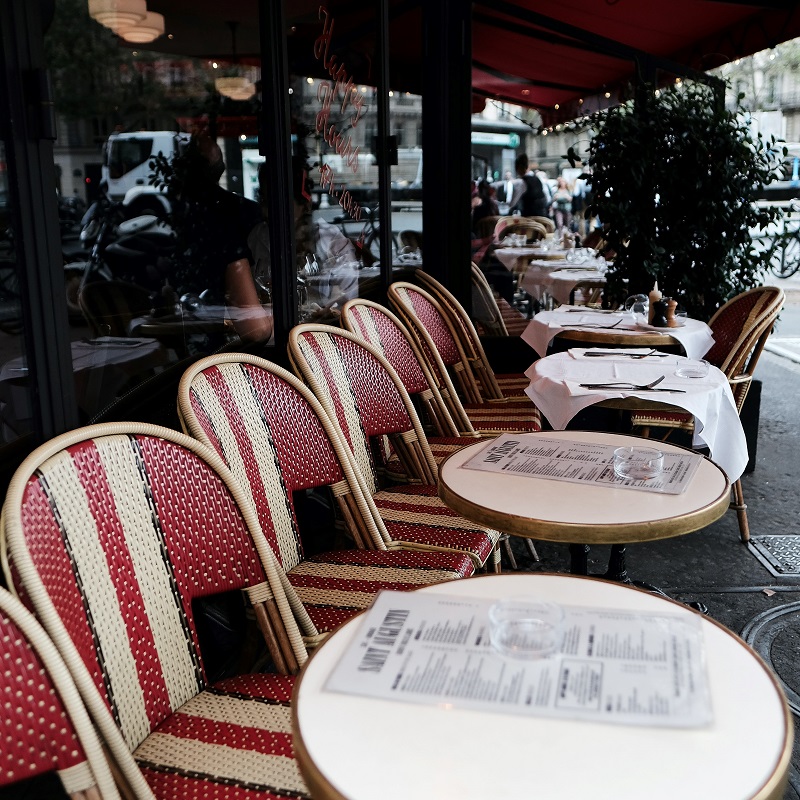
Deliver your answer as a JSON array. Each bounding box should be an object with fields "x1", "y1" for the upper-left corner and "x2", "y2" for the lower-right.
[
  {"x1": 488, "y1": 598, "x2": 565, "y2": 659},
  {"x1": 613, "y1": 446, "x2": 664, "y2": 481},
  {"x1": 675, "y1": 360, "x2": 710, "y2": 378}
]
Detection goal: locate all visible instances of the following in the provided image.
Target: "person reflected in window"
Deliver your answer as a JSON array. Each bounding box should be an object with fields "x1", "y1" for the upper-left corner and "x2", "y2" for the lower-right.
[{"x1": 171, "y1": 133, "x2": 272, "y2": 344}]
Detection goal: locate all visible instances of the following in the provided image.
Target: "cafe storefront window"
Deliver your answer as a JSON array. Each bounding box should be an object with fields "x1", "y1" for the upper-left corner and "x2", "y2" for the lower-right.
[{"x1": 0, "y1": 0, "x2": 423, "y2": 483}]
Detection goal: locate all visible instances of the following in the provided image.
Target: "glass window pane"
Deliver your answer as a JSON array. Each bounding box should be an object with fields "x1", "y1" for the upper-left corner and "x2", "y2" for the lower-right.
[
  {"x1": 47, "y1": 0, "x2": 271, "y2": 423},
  {"x1": 0, "y1": 140, "x2": 33, "y2": 449}
]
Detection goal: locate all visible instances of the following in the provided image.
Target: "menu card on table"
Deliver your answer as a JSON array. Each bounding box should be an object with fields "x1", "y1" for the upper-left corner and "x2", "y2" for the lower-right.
[
  {"x1": 461, "y1": 434, "x2": 702, "y2": 495},
  {"x1": 325, "y1": 590, "x2": 712, "y2": 728}
]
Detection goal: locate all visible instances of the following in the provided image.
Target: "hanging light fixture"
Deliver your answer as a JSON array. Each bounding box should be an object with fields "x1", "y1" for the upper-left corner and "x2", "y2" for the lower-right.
[
  {"x1": 214, "y1": 21, "x2": 255, "y2": 101},
  {"x1": 120, "y1": 11, "x2": 165, "y2": 43},
  {"x1": 88, "y1": 0, "x2": 147, "y2": 32}
]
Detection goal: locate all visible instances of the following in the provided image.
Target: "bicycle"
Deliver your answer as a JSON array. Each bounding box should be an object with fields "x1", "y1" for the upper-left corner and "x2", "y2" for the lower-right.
[
  {"x1": 332, "y1": 204, "x2": 399, "y2": 265},
  {"x1": 769, "y1": 199, "x2": 800, "y2": 278}
]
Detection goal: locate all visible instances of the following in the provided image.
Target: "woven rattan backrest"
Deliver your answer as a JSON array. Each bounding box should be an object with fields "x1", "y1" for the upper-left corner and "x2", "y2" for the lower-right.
[
  {"x1": 288, "y1": 324, "x2": 438, "y2": 493},
  {"x1": 388, "y1": 282, "x2": 485, "y2": 405},
  {"x1": 705, "y1": 286, "x2": 784, "y2": 373},
  {"x1": 470, "y1": 264, "x2": 508, "y2": 337},
  {"x1": 499, "y1": 221, "x2": 547, "y2": 242},
  {"x1": 1, "y1": 423, "x2": 310, "y2": 767},
  {"x1": 410, "y1": 274, "x2": 504, "y2": 401},
  {"x1": 178, "y1": 354, "x2": 388, "y2": 558},
  {"x1": 529, "y1": 215, "x2": 556, "y2": 233},
  {"x1": 0, "y1": 588, "x2": 120, "y2": 799},
  {"x1": 341, "y1": 298, "x2": 463, "y2": 437}
]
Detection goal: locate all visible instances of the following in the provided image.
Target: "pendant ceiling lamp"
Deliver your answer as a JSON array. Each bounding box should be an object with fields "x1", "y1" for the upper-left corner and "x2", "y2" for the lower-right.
[
  {"x1": 120, "y1": 11, "x2": 165, "y2": 43},
  {"x1": 215, "y1": 21, "x2": 255, "y2": 101},
  {"x1": 88, "y1": 0, "x2": 147, "y2": 32}
]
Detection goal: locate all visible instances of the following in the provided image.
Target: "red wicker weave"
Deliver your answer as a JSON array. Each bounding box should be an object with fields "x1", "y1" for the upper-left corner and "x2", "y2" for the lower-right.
[
  {"x1": 388, "y1": 282, "x2": 540, "y2": 434},
  {"x1": 2, "y1": 424, "x2": 312, "y2": 798},
  {"x1": 416, "y1": 270, "x2": 531, "y2": 397},
  {"x1": 289, "y1": 325, "x2": 503, "y2": 571},
  {"x1": 178, "y1": 355, "x2": 475, "y2": 622},
  {"x1": 0, "y1": 587, "x2": 119, "y2": 799}
]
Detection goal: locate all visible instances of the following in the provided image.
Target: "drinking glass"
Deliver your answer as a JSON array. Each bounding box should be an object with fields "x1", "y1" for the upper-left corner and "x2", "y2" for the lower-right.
[{"x1": 489, "y1": 598, "x2": 565, "y2": 659}]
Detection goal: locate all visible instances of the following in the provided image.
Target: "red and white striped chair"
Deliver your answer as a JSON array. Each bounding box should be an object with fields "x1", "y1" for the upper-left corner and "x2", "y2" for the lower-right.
[
  {"x1": 178, "y1": 354, "x2": 475, "y2": 598},
  {"x1": 341, "y1": 298, "x2": 540, "y2": 568},
  {"x1": 341, "y1": 298, "x2": 485, "y2": 476},
  {"x1": 1, "y1": 423, "x2": 322, "y2": 797},
  {"x1": 0, "y1": 587, "x2": 120, "y2": 799},
  {"x1": 388, "y1": 282, "x2": 541, "y2": 435},
  {"x1": 412, "y1": 271, "x2": 532, "y2": 399},
  {"x1": 289, "y1": 325, "x2": 503, "y2": 572}
]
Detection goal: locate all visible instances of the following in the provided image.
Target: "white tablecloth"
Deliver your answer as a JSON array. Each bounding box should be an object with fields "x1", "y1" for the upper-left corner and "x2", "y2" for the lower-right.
[
  {"x1": 524, "y1": 349, "x2": 748, "y2": 481},
  {"x1": 522, "y1": 307, "x2": 715, "y2": 360},
  {"x1": 521, "y1": 266, "x2": 607, "y2": 304}
]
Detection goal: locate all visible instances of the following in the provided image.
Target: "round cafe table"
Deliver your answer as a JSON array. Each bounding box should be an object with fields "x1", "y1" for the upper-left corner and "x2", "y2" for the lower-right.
[
  {"x1": 292, "y1": 573, "x2": 792, "y2": 800},
  {"x1": 437, "y1": 430, "x2": 730, "y2": 577}
]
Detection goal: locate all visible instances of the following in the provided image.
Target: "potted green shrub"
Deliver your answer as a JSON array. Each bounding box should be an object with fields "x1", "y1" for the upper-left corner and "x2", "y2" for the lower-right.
[{"x1": 578, "y1": 80, "x2": 785, "y2": 319}]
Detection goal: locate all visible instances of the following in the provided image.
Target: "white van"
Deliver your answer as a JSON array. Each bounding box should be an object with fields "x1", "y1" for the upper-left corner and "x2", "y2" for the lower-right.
[{"x1": 102, "y1": 131, "x2": 190, "y2": 216}]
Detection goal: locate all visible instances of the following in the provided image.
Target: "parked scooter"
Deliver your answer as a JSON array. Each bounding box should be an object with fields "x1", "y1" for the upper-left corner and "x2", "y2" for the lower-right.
[{"x1": 64, "y1": 190, "x2": 175, "y2": 320}]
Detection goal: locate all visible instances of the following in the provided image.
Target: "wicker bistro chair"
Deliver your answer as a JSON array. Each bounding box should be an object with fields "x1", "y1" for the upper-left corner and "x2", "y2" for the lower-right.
[
  {"x1": 0, "y1": 587, "x2": 120, "y2": 800},
  {"x1": 1, "y1": 423, "x2": 312, "y2": 798},
  {"x1": 404, "y1": 270, "x2": 531, "y2": 400},
  {"x1": 339, "y1": 301, "x2": 538, "y2": 568},
  {"x1": 631, "y1": 286, "x2": 785, "y2": 543},
  {"x1": 339, "y1": 298, "x2": 491, "y2": 485},
  {"x1": 178, "y1": 354, "x2": 474, "y2": 578},
  {"x1": 388, "y1": 282, "x2": 541, "y2": 438},
  {"x1": 498, "y1": 220, "x2": 548, "y2": 244},
  {"x1": 288, "y1": 324, "x2": 504, "y2": 572}
]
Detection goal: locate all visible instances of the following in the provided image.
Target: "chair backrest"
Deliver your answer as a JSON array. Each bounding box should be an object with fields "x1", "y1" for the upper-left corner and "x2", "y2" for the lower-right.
[
  {"x1": 388, "y1": 281, "x2": 485, "y2": 405},
  {"x1": 288, "y1": 324, "x2": 439, "y2": 493},
  {"x1": 78, "y1": 280, "x2": 153, "y2": 338},
  {"x1": 0, "y1": 587, "x2": 120, "y2": 799},
  {"x1": 470, "y1": 264, "x2": 508, "y2": 337},
  {"x1": 178, "y1": 353, "x2": 389, "y2": 556},
  {"x1": 529, "y1": 215, "x2": 556, "y2": 233},
  {"x1": 1, "y1": 422, "x2": 310, "y2": 793},
  {"x1": 705, "y1": 286, "x2": 785, "y2": 377},
  {"x1": 406, "y1": 274, "x2": 506, "y2": 401},
  {"x1": 474, "y1": 215, "x2": 501, "y2": 240},
  {"x1": 499, "y1": 220, "x2": 547, "y2": 243},
  {"x1": 399, "y1": 230, "x2": 423, "y2": 251},
  {"x1": 340, "y1": 298, "x2": 466, "y2": 437}
]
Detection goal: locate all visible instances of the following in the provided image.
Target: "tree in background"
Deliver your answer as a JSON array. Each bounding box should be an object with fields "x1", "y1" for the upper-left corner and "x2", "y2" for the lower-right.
[{"x1": 585, "y1": 80, "x2": 785, "y2": 319}]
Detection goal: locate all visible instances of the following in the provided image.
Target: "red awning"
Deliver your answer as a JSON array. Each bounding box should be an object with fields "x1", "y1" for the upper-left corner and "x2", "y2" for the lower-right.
[{"x1": 471, "y1": 0, "x2": 800, "y2": 124}]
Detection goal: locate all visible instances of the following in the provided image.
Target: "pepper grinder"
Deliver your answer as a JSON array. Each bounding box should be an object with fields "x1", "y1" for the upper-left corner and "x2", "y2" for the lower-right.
[
  {"x1": 666, "y1": 298, "x2": 679, "y2": 328},
  {"x1": 651, "y1": 299, "x2": 668, "y2": 328}
]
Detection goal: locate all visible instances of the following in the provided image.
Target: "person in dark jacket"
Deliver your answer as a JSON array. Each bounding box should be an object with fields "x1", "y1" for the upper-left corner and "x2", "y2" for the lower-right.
[{"x1": 510, "y1": 153, "x2": 548, "y2": 218}]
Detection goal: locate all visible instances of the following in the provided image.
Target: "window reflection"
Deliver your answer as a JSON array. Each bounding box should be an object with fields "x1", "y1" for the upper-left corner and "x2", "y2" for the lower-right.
[{"x1": 0, "y1": 140, "x2": 33, "y2": 445}]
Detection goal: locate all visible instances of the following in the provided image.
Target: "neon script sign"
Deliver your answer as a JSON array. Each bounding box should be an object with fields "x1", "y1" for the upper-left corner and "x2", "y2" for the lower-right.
[{"x1": 314, "y1": 6, "x2": 364, "y2": 221}]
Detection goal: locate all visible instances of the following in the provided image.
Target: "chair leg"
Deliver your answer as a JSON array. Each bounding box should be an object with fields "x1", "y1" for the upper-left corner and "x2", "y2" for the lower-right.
[
  {"x1": 523, "y1": 538, "x2": 540, "y2": 562},
  {"x1": 731, "y1": 479, "x2": 750, "y2": 543},
  {"x1": 500, "y1": 534, "x2": 518, "y2": 571},
  {"x1": 491, "y1": 542, "x2": 503, "y2": 573}
]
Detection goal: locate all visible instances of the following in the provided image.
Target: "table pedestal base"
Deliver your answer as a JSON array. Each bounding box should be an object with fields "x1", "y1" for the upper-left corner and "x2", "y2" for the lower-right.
[{"x1": 570, "y1": 543, "x2": 708, "y2": 614}]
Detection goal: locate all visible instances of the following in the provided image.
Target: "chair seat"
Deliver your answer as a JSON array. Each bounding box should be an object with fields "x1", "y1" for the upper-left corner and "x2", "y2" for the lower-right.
[
  {"x1": 372, "y1": 484, "x2": 501, "y2": 569},
  {"x1": 135, "y1": 672, "x2": 309, "y2": 799},
  {"x1": 493, "y1": 374, "x2": 531, "y2": 396},
  {"x1": 384, "y1": 435, "x2": 479, "y2": 483},
  {"x1": 463, "y1": 401, "x2": 541, "y2": 433},
  {"x1": 288, "y1": 548, "x2": 476, "y2": 631},
  {"x1": 630, "y1": 409, "x2": 694, "y2": 430}
]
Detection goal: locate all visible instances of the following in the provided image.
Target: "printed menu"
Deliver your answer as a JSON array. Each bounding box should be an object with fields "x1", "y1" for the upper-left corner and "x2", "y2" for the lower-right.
[
  {"x1": 326, "y1": 590, "x2": 712, "y2": 728},
  {"x1": 460, "y1": 434, "x2": 702, "y2": 494}
]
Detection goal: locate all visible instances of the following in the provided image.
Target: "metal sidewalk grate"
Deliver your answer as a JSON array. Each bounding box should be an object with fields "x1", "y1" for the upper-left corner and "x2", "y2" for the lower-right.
[{"x1": 748, "y1": 536, "x2": 800, "y2": 577}]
